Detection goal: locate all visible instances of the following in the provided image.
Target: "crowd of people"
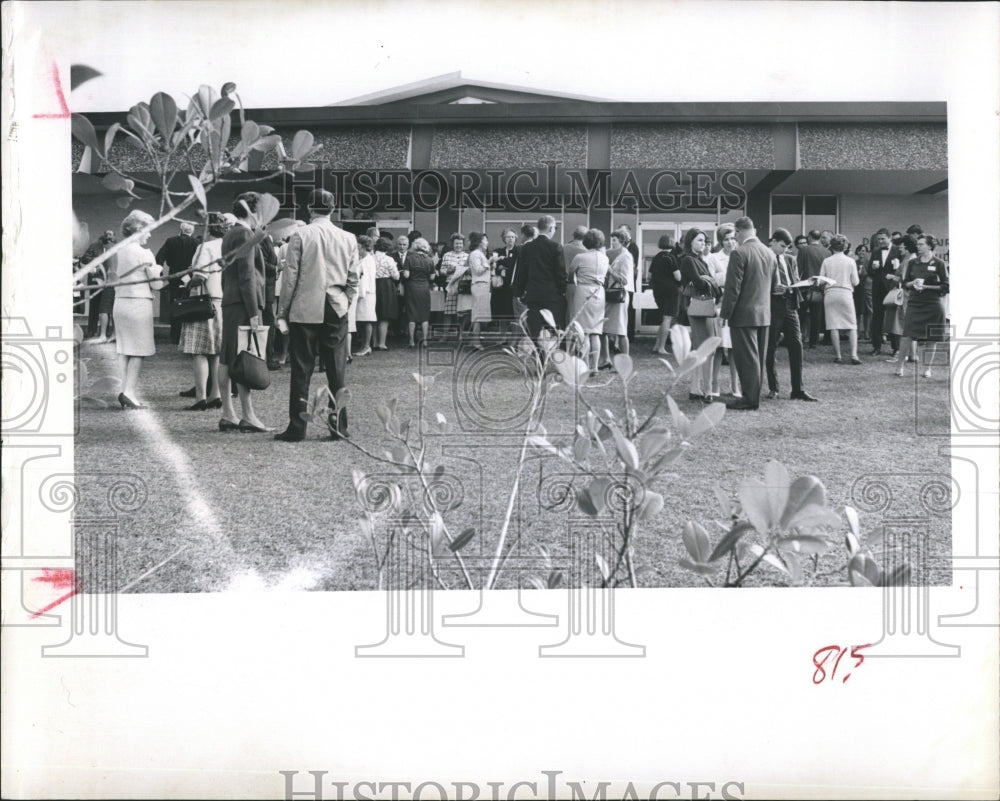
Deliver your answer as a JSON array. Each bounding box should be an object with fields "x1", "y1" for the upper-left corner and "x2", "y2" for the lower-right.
[{"x1": 78, "y1": 192, "x2": 949, "y2": 431}]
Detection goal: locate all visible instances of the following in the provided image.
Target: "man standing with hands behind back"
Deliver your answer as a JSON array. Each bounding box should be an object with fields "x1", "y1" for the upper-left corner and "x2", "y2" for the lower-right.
[
  {"x1": 720, "y1": 216, "x2": 778, "y2": 411},
  {"x1": 274, "y1": 189, "x2": 359, "y2": 442}
]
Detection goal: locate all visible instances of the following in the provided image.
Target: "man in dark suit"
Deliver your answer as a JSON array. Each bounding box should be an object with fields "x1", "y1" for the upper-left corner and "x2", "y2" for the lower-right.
[
  {"x1": 795, "y1": 229, "x2": 831, "y2": 348},
  {"x1": 156, "y1": 221, "x2": 201, "y2": 343},
  {"x1": 765, "y1": 228, "x2": 818, "y2": 402},
  {"x1": 511, "y1": 215, "x2": 566, "y2": 340},
  {"x1": 867, "y1": 228, "x2": 900, "y2": 356},
  {"x1": 720, "y1": 216, "x2": 778, "y2": 410}
]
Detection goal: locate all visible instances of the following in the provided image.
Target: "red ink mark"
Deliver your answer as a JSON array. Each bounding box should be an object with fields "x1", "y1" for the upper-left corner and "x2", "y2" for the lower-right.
[
  {"x1": 32, "y1": 62, "x2": 71, "y2": 119},
  {"x1": 813, "y1": 643, "x2": 871, "y2": 685},
  {"x1": 29, "y1": 569, "x2": 79, "y2": 618},
  {"x1": 33, "y1": 568, "x2": 77, "y2": 589}
]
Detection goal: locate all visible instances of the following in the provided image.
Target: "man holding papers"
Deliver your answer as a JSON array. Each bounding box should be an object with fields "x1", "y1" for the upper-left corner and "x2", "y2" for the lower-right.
[{"x1": 765, "y1": 229, "x2": 819, "y2": 402}]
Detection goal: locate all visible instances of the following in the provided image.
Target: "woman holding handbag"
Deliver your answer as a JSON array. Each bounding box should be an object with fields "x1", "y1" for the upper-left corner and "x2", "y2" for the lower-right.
[
  {"x1": 112, "y1": 210, "x2": 167, "y2": 409},
  {"x1": 598, "y1": 231, "x2": 634, "y2": 370},
  {"x1": 680, "y1": 227, "x2": 723, "y2": 403},
  {"x1": 178, "y1": 213, "x2": 228, "y2": 411},
  {"x1": 567, "y1": 228, "x2": 610, "y2": 376},
  {"x1": 883, "y1": 235, "x2": 915, "y2": 363},
  {"x1": 894, "y1": 234, "x2": 949, "y2": 378},
  {"x1": 218, "y1": 192, "x2": 271, "y2": 433}
]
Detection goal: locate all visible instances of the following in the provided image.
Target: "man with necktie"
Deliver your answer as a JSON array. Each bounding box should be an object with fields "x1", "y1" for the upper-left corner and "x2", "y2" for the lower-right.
[
  {"x1": 765, "y1": 228, "x2": 818, "y2": 402},
  {"x1": 867, "y1": 228, "x2": 899, "y2": 356}
]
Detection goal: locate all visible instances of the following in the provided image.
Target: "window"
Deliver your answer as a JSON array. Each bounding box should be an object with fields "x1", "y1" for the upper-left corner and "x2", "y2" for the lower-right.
[{"x1": 771, "y1": 195, "x2": 838, "y2": 237}]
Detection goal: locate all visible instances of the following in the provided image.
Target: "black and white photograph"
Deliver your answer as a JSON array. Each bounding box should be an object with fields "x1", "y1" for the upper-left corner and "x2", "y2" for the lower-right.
[{"x1": 2, "y1": 1, "x2": 998, "y2": 799}]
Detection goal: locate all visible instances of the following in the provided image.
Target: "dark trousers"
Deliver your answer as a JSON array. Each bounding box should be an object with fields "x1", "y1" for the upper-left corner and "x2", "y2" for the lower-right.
[
  {"x1": 730, "y1": 325, "x2": 769, "y2": 407},
  {"x1": 286, "y1": 302, "x2": 349, "y2": 436},
  {"x1": 262, "y1": 300, "x2": 281, "y2": 364},
  {"x1": 525, "y1": 299, "x2": 565, "y2": 340},
  {"x1": 808, "y1": 292, "x2": 825, "y2": 346},
  {"x1": 766, "y1": 300, "x2": 804, "y2": 395},
  {"x1": 870, "y1": 284, "x2": 887, "y2": 348}
]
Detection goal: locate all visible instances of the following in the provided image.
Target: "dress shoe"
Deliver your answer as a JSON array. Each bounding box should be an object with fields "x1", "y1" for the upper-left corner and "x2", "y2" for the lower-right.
[
  {"x1": 703, "y1": 394, "x2": 723, "y2": 404},
  {"x1": 274, "y1": 428, "x2": 305, "y2": 442},
  {"x1": 327, "y1": 410, "x2": 349, "y2": 440},
  {"x1": 688, "y1": 392, "x2": 705, "y2": 401},
  {"x1": 850, "y1": 357, "x2": 862, "y2": 365},
  {"x1": 833, "y1": 357, "x2": 843, "y2": 364},
  {"x1": 726, "y1": 400, "x2": 759, "y2": 411},
  {"x1": 790, "y1": 391, "x2": 819, "y2": 402},
  {"x1": 206, "y1": 397, "x2": 223, "y2": 410},
  {"x1": 179, "y1": 387, "x2": 197, "y2": 398},
  {"x1": 766, "y1": 389, "x2": 780, "y2": 400},
  {"x1": 870, "y1": 349, "x2": 882, "y2": 356},
  {"x1": 218, "y1": 418, "x2": 240, "y2": 432},
  {"x1": 118, "y1": 393, "x2": 146, "y2": 410},
  {"x1": 184, "y1": 399, "x2": 208, "y2": 411},
  {"x1": 267, "y1": 361, "x2": 281, "y2": 371},
  {"x1": 238, "y1": 419, "x2": 273, "y2": 433}
]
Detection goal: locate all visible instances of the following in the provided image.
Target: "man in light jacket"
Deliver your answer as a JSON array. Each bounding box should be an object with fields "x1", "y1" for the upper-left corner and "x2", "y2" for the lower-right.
[{"x1": 274, "y1": 189, "x2": 359, "y2": 442}]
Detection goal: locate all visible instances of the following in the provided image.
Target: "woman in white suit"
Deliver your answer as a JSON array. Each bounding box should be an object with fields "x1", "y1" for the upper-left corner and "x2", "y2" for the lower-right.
[{"x1": 112, "y1": 209, "x2": 165, "y2": 409}]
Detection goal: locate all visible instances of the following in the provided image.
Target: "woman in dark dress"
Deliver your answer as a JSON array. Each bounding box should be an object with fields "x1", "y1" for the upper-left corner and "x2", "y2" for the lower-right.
[
  {"x1": 894, "y1": 234, "x2": 949, "y2": 379},
  {"x1": 491, "y1": 228, "x2": 518, "y2": 332},
  {"x1": 403, "y1": 237, "x2": 435, "y2": 347},
  {"x1": 218, "y1": 192, "x2": 271, "y2": 433},
  {"x1": 648, "y1": 233, "x2": 682, "y2": 355}
]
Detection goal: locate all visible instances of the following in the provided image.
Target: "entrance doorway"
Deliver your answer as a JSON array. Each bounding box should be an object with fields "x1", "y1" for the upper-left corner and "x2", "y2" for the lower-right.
[{"x1": 634, "y1": 221, "x2": 717, "y2": 336}]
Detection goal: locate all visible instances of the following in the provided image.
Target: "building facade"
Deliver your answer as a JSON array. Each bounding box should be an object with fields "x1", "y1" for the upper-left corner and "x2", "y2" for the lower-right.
[{"x1": 73, "y1": 75, "x2": 948, "y2": 331}]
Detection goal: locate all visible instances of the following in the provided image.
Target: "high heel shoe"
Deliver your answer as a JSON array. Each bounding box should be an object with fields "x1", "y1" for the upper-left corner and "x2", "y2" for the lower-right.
[
  {"x1": 184, "y1": 400, "x2": 208, "y2": 411},
  {"x1": 118, "y1": 393, "x2": 146, "y2": 410},
  {"x1": 218, "y1": 418, "x2": 240, "y2": 432},
  {"x1": 238, "y1": 419, "x2": 273, "y2": 433},
  {"x1": 206, "y1": 397, "x2": 223, "y2": 410}
]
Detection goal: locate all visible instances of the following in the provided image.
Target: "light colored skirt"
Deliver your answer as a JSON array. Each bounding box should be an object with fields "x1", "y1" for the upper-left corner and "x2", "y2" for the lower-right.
[
  {"x1": 356, "y1": 292, "x2": 376, "y2": 323},
  {"x1": 602, "y1": 294, "x2": 630, "y2": 336},
  {"x1": 568, "y1": 283, "x2": 606, "y2": 334},
  {"x1": 824, "y1": 286, "x2": 857, "y2": 330},
  {"x1": 470, "y1": 281, "x2": 491, "y2": 323},
  {"x1": 180, "y1": 299, "x2": 223, "y2": 355},
  {"x1": 113, "y1": 297, "x2": 155, "y2": 356}
]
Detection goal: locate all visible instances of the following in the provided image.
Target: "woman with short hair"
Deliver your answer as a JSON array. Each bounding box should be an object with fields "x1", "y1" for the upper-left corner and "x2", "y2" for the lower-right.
[
  {"x1": 819, "y1": 234, "x2": 861, "y2": 364},
  {"x1": 894, "y1": 234, "x2": 948, "y2": 378},
  {"x1": 598, "y1": 231, "x2": 635, "y2": 370},
  {"x1": 373, "y1": 237, "x2": 400, "y2": 351},
  {"x1": 218, "y1": 192, "x2": 271, "y2": 432},
  {"x1": 353, "y1": 236, "x2": 379, "y2": 356},
  {"x1": 441, "y1": 233, "x2": 471, "y2": 343},
  {"x1": 567, "y1": 228, "x2": 610, "y2": 376},
  {"x1": 466, "y1": 231, "x2": 494, "y2": 350},
  {"x1": 112, "y1": 210, "x2": 165, "y2": 409},
  {"x1": 648, "y1": 233, "x2": 682, "y2": 356},
  {"x1": 402, "y1": 238, "x2": 435, "y2": 347},
  {"x1": 179, "y1": 212, "x2": 228, "y2": 411}
]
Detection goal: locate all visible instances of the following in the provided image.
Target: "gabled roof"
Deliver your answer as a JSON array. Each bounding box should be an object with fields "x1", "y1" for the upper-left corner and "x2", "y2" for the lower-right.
[{"x1": 331, "y1": 71, "x2": 609, "y2": 106}]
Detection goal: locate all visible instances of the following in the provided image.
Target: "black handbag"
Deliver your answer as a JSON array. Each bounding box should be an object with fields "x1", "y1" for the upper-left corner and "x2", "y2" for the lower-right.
[
  {"x1": 230, "y1": 328, "x2": 270, "y2": 390},
  {"x1": 171, "y1": 288, "x2": 214, "y2": 322},
  {"x1": 457, "y1": 273, "x2": 473, "y2": 295},
  {"x1": 604, "y1": 272, "x2": 626, "y2": 304}
]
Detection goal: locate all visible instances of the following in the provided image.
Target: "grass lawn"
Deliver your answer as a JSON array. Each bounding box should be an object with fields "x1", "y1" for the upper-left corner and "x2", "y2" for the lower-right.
[{"x1": 75, "y1": 324, "x2": 952, "y2": 592}]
